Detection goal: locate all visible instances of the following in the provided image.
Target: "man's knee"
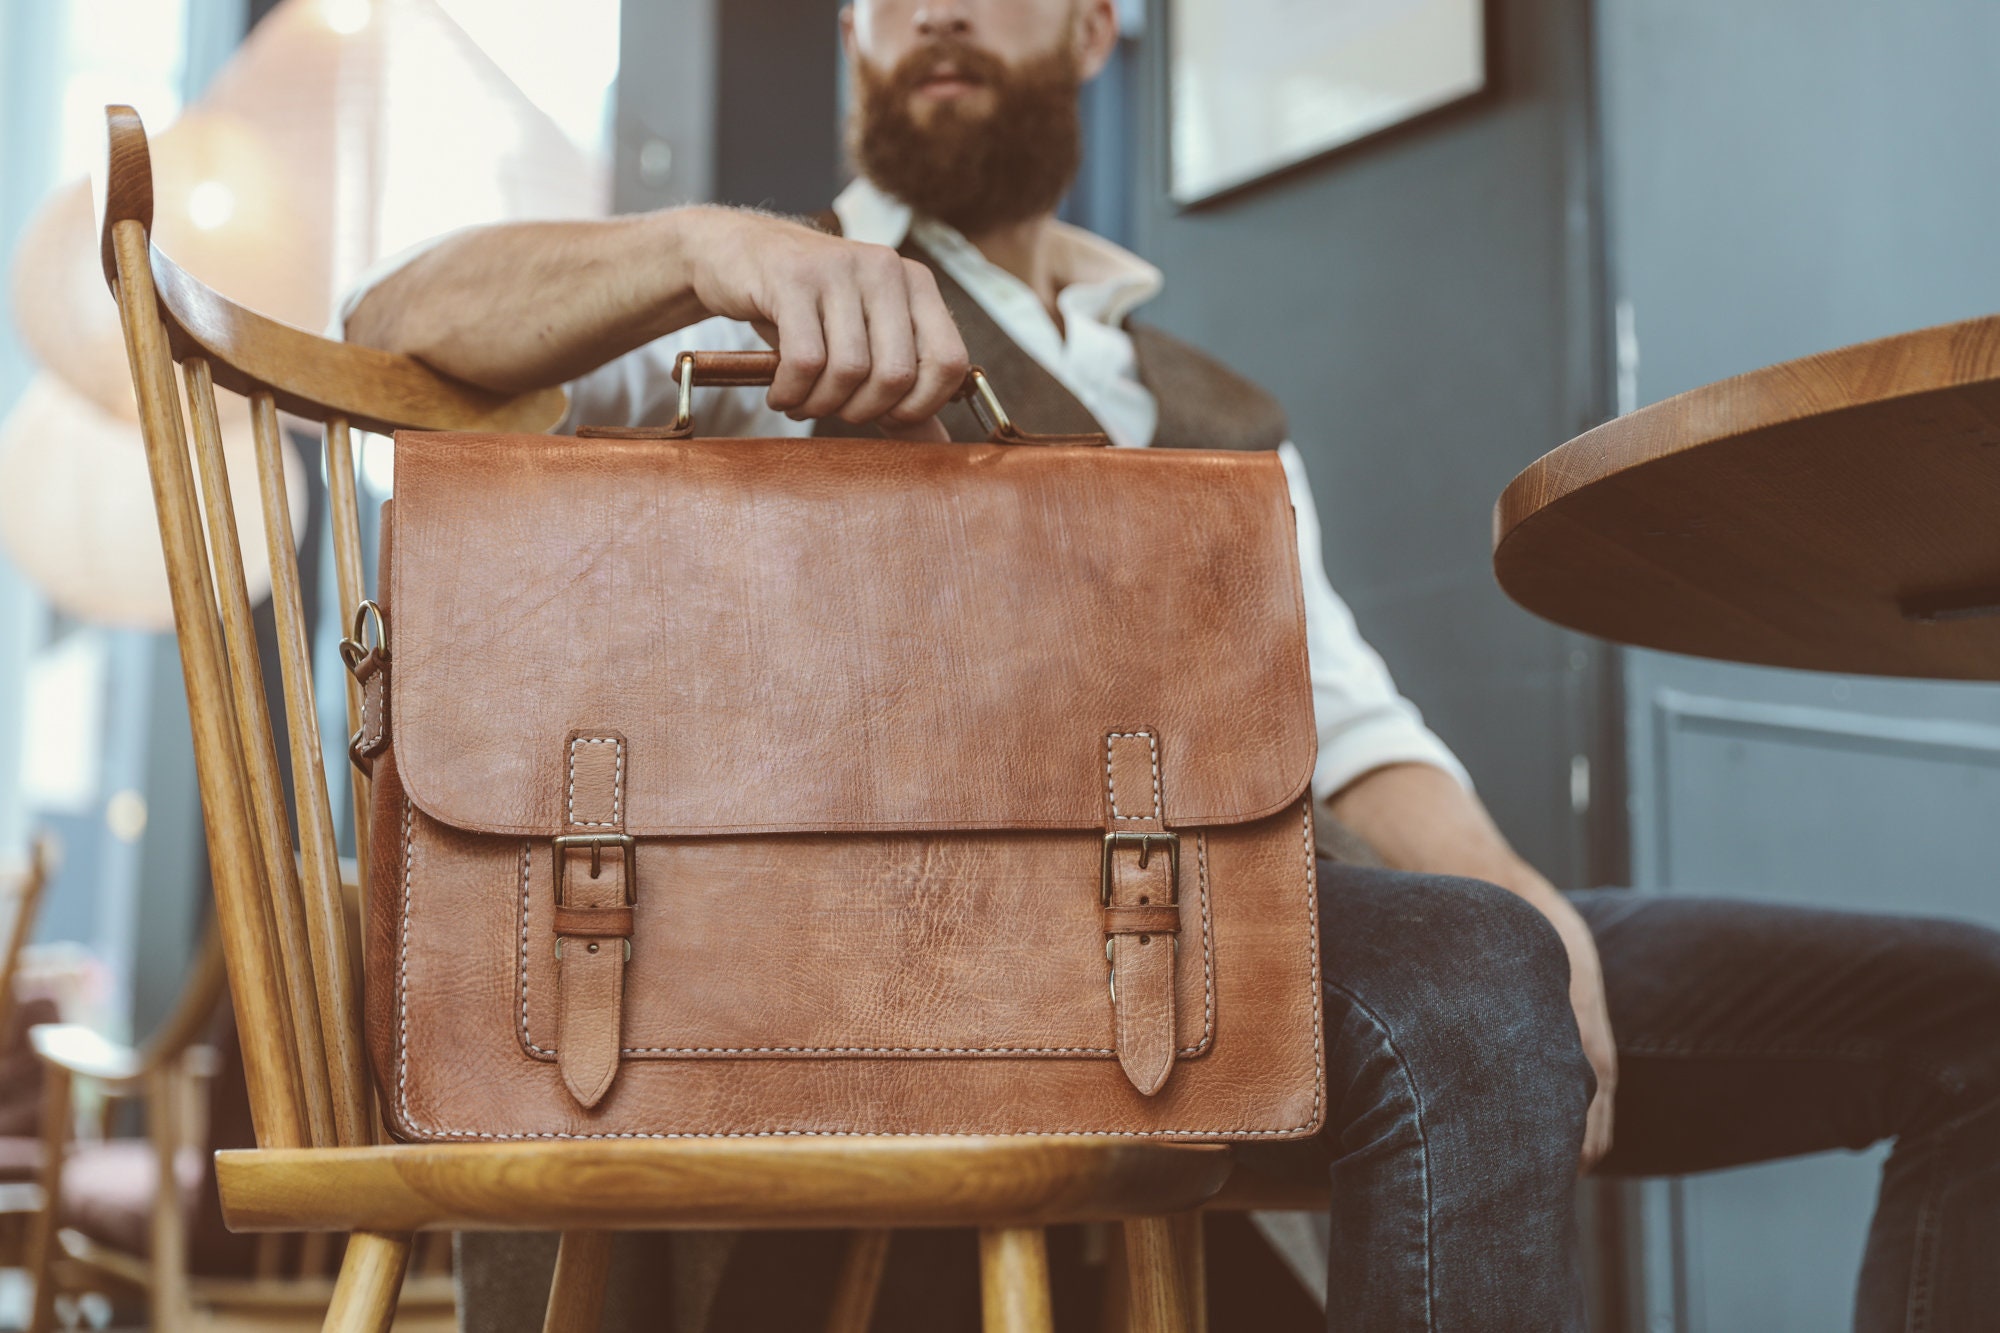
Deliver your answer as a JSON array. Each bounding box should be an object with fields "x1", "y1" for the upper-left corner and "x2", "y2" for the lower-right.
[{"x1": 1320, "y1": 867, "x2": 1593, "y2": 1144}]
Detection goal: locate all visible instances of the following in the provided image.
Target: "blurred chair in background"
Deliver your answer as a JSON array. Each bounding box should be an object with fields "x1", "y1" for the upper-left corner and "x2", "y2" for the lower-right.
[
  {"x1": 0, "y1": 836, "x2": 61, "y2": 1270},
  {"x1": 20, "y1": 918, "x2": 455, "y2": 1332}
]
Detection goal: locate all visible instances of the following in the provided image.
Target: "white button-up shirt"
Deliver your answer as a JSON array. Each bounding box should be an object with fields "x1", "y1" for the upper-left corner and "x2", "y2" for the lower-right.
[{"x1": 340, "y1": 179, "x2": 1468, "y2": 801}]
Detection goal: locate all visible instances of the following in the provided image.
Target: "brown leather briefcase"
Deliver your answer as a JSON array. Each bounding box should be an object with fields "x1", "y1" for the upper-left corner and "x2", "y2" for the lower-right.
[{"x1": 349, "y1": 355, "x2": 1325, "y2": 1142}]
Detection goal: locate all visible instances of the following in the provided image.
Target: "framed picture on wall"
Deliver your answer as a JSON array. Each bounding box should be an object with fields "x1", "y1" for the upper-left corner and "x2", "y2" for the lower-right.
[{"x1": 1167, "y1": 0, "x2": 1487, "y2": 204}]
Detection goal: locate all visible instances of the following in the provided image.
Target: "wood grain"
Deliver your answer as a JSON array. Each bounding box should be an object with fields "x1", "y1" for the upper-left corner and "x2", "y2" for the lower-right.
[
  {"x1": 110, "y1": 216, "x2": 307, "y2": 1149},
  {"x1": 322, "y1": 1231, "x2": 411, "y2": 1333},
  {"x1": 540, "y1": 1231, "x2": 613, "y2": 1333},
  {"x1": 978, "y1": 1227, "x2": 1053, "y2": 1333},
  {"x1": 323, "y1": 417, "x2": 373, "y2": 915},
  {"x1": 248, "y1": 388, "x2": 370, "y2": 1147},
  {"x1": 184, "y1": 359, "x2": 338, "y2": 1148},
  {"x1": 1120, "y1": 1217, "x2": 1191, "y2": 1333},
  {"x1": 214, "y1": 1139, "x2": 1231, "y2": 1233},
  {"x1": 1495, "y1": 312, "x2": 2000, "y2": 677}
]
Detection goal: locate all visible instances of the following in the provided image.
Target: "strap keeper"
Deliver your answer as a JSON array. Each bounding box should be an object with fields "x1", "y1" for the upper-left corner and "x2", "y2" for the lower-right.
[
  {"x1": 1102, "y1": 904, "x2": 1181, "y2": 936},
  {"x1": 553, "y1": 905, "x2": 634, "y2": 938}
]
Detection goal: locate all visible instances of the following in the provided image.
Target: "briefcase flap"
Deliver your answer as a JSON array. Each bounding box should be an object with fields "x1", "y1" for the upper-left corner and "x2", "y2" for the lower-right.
[{"x1": 385, "y1": 432, "x2": 1315, "y2": 837}]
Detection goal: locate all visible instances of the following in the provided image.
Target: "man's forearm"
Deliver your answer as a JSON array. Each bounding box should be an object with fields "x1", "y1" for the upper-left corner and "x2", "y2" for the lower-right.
[
  {"x1": 1328, "y1": 762, "x2": 1553, "y2": 901},
  {"x1": 344, "y1": 210, "x2": 708, "y2": 394}
]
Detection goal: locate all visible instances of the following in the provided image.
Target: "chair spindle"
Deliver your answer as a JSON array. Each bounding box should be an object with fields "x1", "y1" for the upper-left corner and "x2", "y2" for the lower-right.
[
  {"x1": 322, "y1": 416, "x2": 373, "y2": 906},
  {"x1": 182, "y1": 357, "x2": 339, "y2": 1148},
  {"x1": 246, "y1": 390, "x2": 372, "y2": 1147},
  {"x1": 109, "y1": 219, "x2": 308, "y2": 1150}
]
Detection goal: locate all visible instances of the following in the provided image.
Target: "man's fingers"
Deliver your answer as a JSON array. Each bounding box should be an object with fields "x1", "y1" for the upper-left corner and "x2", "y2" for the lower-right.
[
  {"x1": 764, "y1": 291, "x2": 825, "y2": 413},
  {"x1": 887, "y1": 261, "x2": 971, "y2": 426},
  {"x1": 794, "y1": 285, "x2": 872, "y2": 421},
  {"x1": 837, "y1": 251, "x2": 922, "y2": 424},
  {"x1": 1580, "y1": 1086, "x2": 1614, "y2": 1171}
]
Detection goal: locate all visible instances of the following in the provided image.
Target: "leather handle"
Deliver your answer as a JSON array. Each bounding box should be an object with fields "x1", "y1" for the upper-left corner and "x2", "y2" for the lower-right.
[
  {"x1": 573, "y1": 351, "x2": 1109, "y2": 446},
  {"x1": 669, "y1": 350, "x2": 794, "y2": 388}
]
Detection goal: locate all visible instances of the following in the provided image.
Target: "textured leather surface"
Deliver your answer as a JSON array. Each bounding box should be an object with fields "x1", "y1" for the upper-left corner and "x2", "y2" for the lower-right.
[
  {"x1": 388, "y1": 433, "x2": 1314, "y2": 836},
  {"x1": 367, "y1": 757, "x2": 1323, "y2": 1140},
  {"x1": 366, "y1": 431, "x2": 1325, "y2": 1140}
]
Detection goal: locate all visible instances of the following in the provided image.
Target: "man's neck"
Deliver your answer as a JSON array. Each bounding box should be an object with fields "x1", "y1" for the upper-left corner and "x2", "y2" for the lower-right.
[{"x1": 962, "y1": 213, "x2": 1063, "y2": 323}]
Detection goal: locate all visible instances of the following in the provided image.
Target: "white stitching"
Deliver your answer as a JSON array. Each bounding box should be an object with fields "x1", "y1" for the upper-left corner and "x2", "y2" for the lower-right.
[
  {"x1": 396, "y1": 800, "x2": 1320, "y2": 1140},
  {"x1": 519, "y1": 842, "x2": 548, "y2": 1055},
  {"x1": 397, "y1": 798, "x2": 415, "y2": 1130},
  {"x1": 1184, "y1": 831, "x2": 1215, "y2": 1058},
  {"x1": 513, "y1": 833, "x2": 1217, "y2": 1058},
  {"x1": 1104, "y1": 731, "x2": 1161, "y2": 821},
  {"x1": 1300, "y1": 799, "x2": 1325, "y2": 1134},
  {"x1": 566, "y1": 737, "x2": 623, "y2": 828}
]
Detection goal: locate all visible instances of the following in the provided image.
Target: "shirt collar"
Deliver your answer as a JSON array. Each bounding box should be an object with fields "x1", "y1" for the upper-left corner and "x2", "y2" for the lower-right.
[{"x1": 830, "y1": 177, "x2": 1165, "y2": 328}]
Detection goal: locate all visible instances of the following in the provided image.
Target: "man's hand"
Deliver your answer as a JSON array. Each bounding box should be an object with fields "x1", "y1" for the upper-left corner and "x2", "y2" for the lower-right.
[
  {"x1": 1533, "y1": 889, "x2": 1618, "y2": 1169},
  {"x1": 344, "y1": 206, "x2": 970, "y2": 430},
  {"x1": 674, "y1": 208, "x2": 970, "y2": 429},
  {"x1": 1328, "y1": 762, "x2": 1617, "y2": 1170}
]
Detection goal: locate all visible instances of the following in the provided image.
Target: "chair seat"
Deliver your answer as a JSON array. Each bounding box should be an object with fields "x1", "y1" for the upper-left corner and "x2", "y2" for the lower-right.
[
  {"x1": 58, "y1": 1140, "x2": 204, "y2": 1256},
  {"x1": 0, "y1": 1135, "x2": 42, "y2": 1182},
  {"x1": 217, "y1": 1136, "x2": 1232, "y2": 1234}
]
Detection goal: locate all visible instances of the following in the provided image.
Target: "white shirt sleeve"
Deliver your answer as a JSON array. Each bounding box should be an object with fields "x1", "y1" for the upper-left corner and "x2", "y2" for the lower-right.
[{"x1": 1277, "y1": 443, "x2": 1472, "y2": 801}]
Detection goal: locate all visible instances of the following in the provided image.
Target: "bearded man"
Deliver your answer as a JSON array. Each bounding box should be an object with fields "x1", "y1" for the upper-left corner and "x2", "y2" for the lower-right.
[{"x1": 344, "y1": 2, "x2": 2000, "y2": 1328}]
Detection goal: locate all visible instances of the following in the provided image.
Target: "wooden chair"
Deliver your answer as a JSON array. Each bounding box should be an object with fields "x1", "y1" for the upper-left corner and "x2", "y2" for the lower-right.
[
  {"x1": 0, "y1": 835, "x2": 59, "y2": 1265},
  {"x1": 95, "y1": 103, "x2": 1229, "y2": 1333},
  {"x1": 22, "y1": 921, "x2": 455, "y2": 1332}
]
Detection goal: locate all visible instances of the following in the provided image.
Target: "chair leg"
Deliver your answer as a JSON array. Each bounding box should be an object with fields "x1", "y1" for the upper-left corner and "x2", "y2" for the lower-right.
[
  {"x1": 1170, "y1": 1212, "x2": 1206, "y2": 1333},
  {"x1": 1121, "y1": 1216, "x2": 1192, "y2": 1333},
  {"x1": 542, "y1": 1230, "x2": 615, "y2": 1333},
  {"x1": 824, "y1": 1229, "x2": 892, "y2": 1333},
  {"x1": 149, "y1": 1066, "x2": 191, "y2": 1333},
  {"x1": 25, "y1": 1062, "x2": 71, "y2": 1333},
  {"x1": 978, "y1": 1226, "x2": 1053, "y2": 1333},
  {"x1": 324, "y1": 1231, "x2": 412, "y2": 1333}
]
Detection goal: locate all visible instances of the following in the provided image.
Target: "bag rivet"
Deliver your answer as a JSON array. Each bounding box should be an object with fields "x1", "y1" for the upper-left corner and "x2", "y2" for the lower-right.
[{"x1": 587, "y1": 942, "x2": 600, "y2": 954}]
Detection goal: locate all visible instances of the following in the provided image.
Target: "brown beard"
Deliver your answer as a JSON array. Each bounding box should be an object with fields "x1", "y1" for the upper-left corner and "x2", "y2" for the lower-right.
[{"x1": 849, "y1": 37, "x2": 1083, "y2": 237}]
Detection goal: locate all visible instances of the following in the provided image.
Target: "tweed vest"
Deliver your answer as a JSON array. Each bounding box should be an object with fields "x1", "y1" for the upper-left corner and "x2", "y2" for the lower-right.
[{"x1": 809, "y1": 216, "x2": 1287, "y2": 451}]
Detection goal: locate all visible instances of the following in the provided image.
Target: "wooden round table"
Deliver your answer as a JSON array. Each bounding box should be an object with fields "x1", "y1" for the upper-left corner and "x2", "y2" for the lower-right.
[{"x1": 1494, "y1": 313, "x2": 2000, "y2": 680}]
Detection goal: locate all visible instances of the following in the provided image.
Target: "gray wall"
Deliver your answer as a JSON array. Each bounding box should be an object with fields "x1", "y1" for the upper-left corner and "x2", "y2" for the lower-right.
[{"x1": 1130, "y1": 0, "x2": 1612, "y2": 887}]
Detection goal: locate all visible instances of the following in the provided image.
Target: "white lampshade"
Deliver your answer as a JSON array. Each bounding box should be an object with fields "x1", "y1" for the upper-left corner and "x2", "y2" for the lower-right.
[
  {"x1": 0, "y1": 374, "x2": 306, "y2": 630},
  {"x1": 11, "y1": 110, "x2": 328, "y2": 423}
]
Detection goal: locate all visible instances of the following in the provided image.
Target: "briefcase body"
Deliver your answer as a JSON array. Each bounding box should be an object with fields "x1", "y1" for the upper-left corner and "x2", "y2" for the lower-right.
[{"x1": 356, "y1": 422, "x2": 1325, "y2": 1141}]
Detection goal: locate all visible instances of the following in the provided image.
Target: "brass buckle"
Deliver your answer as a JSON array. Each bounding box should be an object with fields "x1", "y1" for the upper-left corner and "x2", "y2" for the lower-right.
[
  {"x1": 553, "y1": 834, "x2": 636, "y2": 961},
  {"x1": 1100, "y1": 832, "x2": 1179, "y2": 907},
  {"x1": 553, "y1": 833, "x2": 636, "y2": 901}
]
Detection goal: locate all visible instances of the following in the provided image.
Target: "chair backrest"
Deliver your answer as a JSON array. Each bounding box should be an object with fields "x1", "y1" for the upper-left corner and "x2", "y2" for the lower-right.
[
  {"x1": 98, "y1": 104, "x2": 565, "y2": 1150},
  {"x1": 0, "y1": 833, "x2": 58, "y2": 1045}
]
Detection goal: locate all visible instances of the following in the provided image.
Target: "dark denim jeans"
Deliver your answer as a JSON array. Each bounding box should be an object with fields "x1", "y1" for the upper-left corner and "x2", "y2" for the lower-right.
[{"x1": 1313, "y1": 862, "x2": 2000, "y2": 1331}]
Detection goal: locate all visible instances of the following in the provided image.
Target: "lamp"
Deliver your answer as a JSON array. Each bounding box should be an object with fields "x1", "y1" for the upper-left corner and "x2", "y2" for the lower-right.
[
  {"x1": 2, "y1": 0, "x2": 602, "y2": 627},
  {"x1": 12, "y1": 110, "x2": 326, "y2": 423},
  {"x1": 0, "y1": 374, "x2": 304, "y2": 630}
]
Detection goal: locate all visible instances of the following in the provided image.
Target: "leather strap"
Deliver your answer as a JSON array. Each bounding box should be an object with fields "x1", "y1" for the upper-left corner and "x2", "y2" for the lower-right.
[
  {"x1": 555, "y1": 732, "x2": 631, "y2": 1109},
  {"x1": 1102, "y1": 729, "x2": 1179, "y2": 1096}
]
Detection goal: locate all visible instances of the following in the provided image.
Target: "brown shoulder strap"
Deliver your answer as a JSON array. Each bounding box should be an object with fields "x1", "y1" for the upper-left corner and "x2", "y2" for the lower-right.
[{"x1": 814, "y1": 235, "x2": 1107, "y2": 444}]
